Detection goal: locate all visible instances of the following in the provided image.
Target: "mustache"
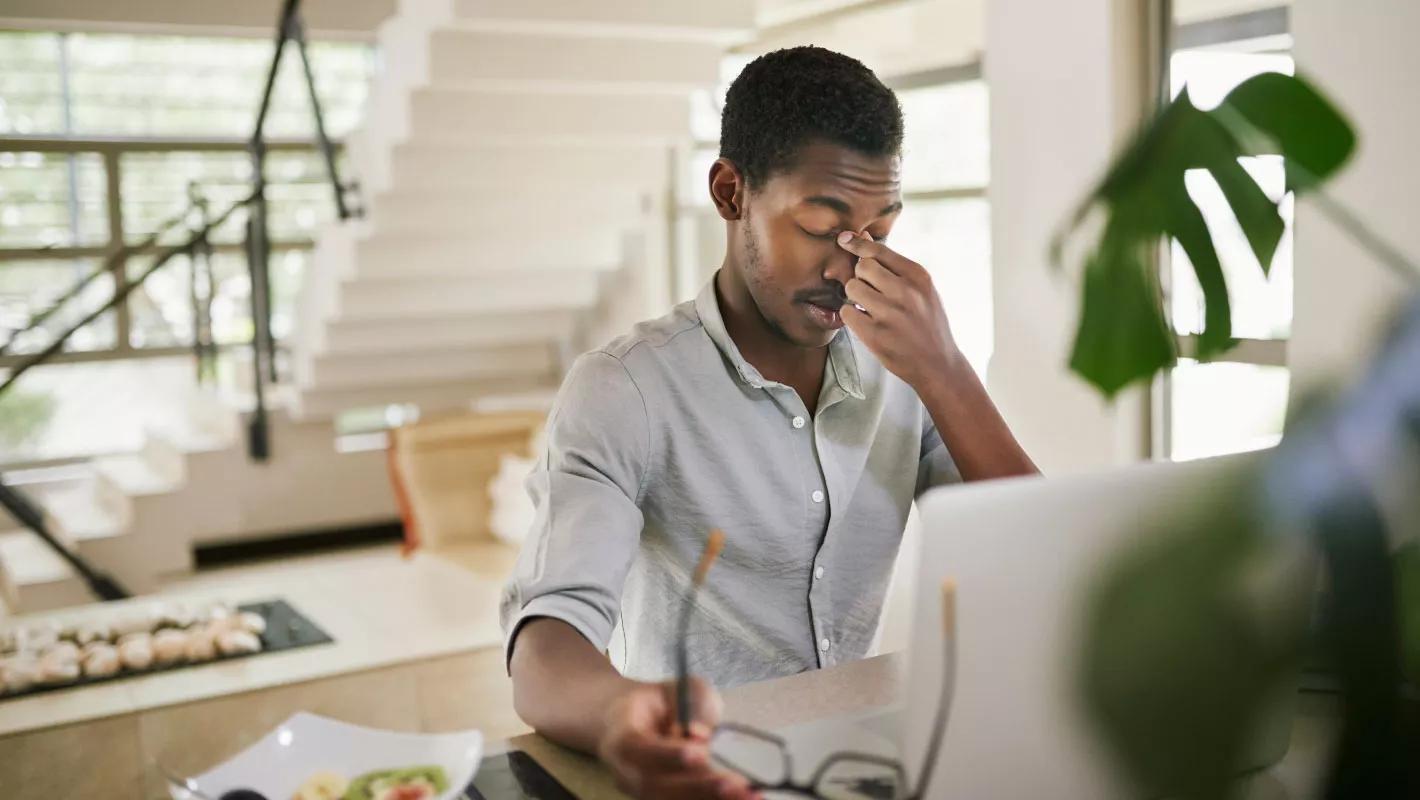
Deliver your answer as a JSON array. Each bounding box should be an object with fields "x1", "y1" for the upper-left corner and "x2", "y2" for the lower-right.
[{"x1": 794, "y1": 283, "x2": 847, "y2": 309}]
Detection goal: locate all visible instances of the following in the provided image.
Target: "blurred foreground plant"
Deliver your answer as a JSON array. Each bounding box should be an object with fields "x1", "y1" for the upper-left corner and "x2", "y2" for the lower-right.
[{"x1": 1066, "y1": 72, "x2": 1420, "y2": 799}]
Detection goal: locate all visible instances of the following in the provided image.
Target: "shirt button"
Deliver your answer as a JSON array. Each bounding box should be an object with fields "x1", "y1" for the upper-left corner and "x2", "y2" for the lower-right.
[
  {"x1": 811, "y1": 490, "x2": 825, "y2": 503},
  {"x1": 792, "y1": 416, "x2": 806, "y2": 429},
  {"x1": 814, "y1": 566, "x2": 825, "y2": 580},
  {"x1": 819, "y1": 638, "x2": 830, "y2": 652}
]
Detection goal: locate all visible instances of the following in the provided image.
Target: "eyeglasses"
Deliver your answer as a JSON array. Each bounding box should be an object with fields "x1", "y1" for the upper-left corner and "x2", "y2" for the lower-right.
[{"x1": 675, "y1": 533, "x2": 956, "y2": 800}]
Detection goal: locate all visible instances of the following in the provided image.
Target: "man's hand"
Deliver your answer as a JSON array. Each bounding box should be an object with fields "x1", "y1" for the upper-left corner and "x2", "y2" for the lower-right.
[
  {"x1": 835, "y1": 231, "x2": 1039, "y2": 480},
  {"x1": 598, "y1": 677, "x2": 760, "y2": 800},
  {"x1": 836, "y1": 231, "x2": 961, "y2": 390}
]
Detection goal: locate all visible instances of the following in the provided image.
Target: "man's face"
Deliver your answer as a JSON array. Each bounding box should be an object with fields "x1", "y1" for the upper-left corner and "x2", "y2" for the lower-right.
[{"x1": 738, "y1": 141, "x2": 903, "y2": 349}]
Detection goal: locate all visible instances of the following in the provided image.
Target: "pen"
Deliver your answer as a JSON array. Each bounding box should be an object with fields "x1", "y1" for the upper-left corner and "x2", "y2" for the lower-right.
[{"x1": 677, "y1": 529, "x2": 725, "y2": 737}]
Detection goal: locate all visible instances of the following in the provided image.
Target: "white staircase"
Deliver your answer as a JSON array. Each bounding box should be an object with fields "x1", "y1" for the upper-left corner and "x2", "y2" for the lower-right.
[
  {"x1": 0, "y1": 0, "x2": 757, "y2": 615},
  {"x1": 291, "y1": 0, "x2": 755, "y2": 419}
]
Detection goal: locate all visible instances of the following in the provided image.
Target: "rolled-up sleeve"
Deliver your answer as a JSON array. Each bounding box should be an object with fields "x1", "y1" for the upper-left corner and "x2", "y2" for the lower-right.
[
  {"x1": 915, "y1": 409, "x2": 962, "y2": 496},
  {"x1": 499, "y1": 351, "x2": 651, "y2": 670}
]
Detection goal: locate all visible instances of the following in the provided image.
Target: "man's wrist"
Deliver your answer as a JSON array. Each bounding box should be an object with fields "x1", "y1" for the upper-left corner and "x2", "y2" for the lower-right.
[
  {"x1": 593, "y1": 676, "x2": 652, "y2": 754},
  {"x1": 912, "y1": 346, "x2": 973, "y2": 401}
]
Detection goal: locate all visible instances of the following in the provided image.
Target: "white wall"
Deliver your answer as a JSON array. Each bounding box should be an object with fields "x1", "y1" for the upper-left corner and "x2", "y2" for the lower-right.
[
  {"x1": 983, "y1": 0, "x2": 1152, "y2": 474},
  {"x1": 745, "y1": 0, "x2": 984, "y2": 78},
  {"x1": 1288, "y1": 0, "x2": 1420, "y2": 396}
]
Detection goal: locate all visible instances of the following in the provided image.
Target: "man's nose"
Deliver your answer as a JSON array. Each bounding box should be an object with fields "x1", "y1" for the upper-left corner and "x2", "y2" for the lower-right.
[
  {"x1": 822, "y1": 231, "x2": 866, "y2": 285},
  {"x1": 823, "y1": 249, "x2": 857, "y2": 286}
]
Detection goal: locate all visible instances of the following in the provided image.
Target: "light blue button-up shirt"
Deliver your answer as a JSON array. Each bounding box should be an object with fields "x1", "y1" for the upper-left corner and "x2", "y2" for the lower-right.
[{"x1": 501, "y1": 278, "x2": 960, "y2": 687}]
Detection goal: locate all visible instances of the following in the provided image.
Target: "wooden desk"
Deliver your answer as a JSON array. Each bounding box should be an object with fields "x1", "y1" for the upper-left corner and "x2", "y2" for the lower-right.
[{"x1": 485, "y1": 653, "x2": 1338, "y2": 800}]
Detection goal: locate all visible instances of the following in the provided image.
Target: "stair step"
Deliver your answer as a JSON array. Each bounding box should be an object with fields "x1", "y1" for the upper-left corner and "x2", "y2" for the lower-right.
[
  {"x1": 349, "y1": 230, "x2": 625, "y2": 278},
  {"x1": 0, "y1": 468, "x2": 112, "y2": 549},
  {"x1": 403, "y1": 87, "x2": 691, "y2": 146},
  {"x1": 291, "y1": 373, "x2": 562, "y2": 419},
  {"x1": 378, "y1": 14, "x2": 724, "y2": 91},
  {"x1": 35, "y1": 482, "x2": 127, "y2": 542},
  {"x1": 379, "y1": 142, "x2": 668, "y2": 196},
  {"x1": 0, "y1": 530, "x2": 90, "y2": 613},
  {"x1": 296, "y1": 342, "x2": 558, "y2": 390},
  {"x1": 424, "y1": 29, "x2": 722, "y2": 91},
  {"x1": 93, "y1": 441, "x2": 183, "y2": 498},
  {"x1": 444, "y1": 0, "x2": 756, "y2": 42},
  {"x1": 331, "y1": 270, "x2": 607, "y2": 321},
  {"x1": 318, "y1": 308, "x2": 582, "y2": 354},
  {"x1": 0, "y1": 531, "x2": 72, "y2": 585},
  {"x1": 363, "y1": 184, "x2": 647, "y2": 236}
]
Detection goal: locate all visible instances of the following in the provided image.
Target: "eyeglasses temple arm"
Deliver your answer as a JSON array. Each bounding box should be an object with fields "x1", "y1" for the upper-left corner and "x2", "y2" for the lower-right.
[
  {"x1": 676, "y1": 588, "x2": 697, "y2": 735},
  {"x1": 911, "y1": 578, "x2": 957, "y2": 799}
]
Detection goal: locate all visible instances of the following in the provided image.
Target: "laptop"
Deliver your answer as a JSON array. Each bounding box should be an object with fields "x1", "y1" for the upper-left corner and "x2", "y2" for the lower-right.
[{"x1": 734, "y1": 455, "x2": 1304, "y2": 798}]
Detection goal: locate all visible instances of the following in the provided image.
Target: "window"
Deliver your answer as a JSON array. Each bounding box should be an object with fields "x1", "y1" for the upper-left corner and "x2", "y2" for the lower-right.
[
  {"x1": 4, "y1": 32, "x2": 371, "y2": 139},
  {"x1": 674, "y1": 62, "x2": 993, "y2": 377},
  {"x1": 1168, "y1": 360, "x2": 1290, "y2": 462},
  {"x1": 1159, "y1": 8, "x2": 1294, "y2": 461},
  {"x1": 0, "y1": 30, "x2": 370, "y2": 357},
  {"x1": 0, "y1": 29, "x2": 370, "y2": 461},
  {"x1": 885, "y1": 74, "x2": 992, "y2": 378}
]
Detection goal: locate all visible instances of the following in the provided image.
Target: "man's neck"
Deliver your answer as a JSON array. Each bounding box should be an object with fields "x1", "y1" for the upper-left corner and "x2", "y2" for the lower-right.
[{"x1": 714, "y1": 268, "x2": 828, "y2": 412}]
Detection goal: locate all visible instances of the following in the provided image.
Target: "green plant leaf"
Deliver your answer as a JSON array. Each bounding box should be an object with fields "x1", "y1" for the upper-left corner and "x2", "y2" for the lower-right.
[
  {"x1": 1200, "y1": 146, "x2": 1286, "y2": 276},
  {"x1": 1398, "y1": 539, "x2": 1420, "y2": 688},
  {"x1": 1165, "y1": 184, "x2": 1235, "y2": 360},
  {"x1": 1218, "y1": 71, "x2": 1357, "y2": 192},
  {"x1": 1068, "y1": 230, "x2": 1176, "y2": 398},
  {"x1": 1136, "y1": 92, "x2": 1285, "y2": 284},
  {"x1": 1056, "y1": 74, "x2": 1356, "y2": 398},
  {"x1": 1093, "y1": 91, "x2": 1197, "y2": 212}
]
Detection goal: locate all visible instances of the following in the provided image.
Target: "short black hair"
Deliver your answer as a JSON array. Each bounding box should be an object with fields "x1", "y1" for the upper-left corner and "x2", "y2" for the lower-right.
[{"x1": 719, "y1": 46, "x2": 903, "y2": 188}]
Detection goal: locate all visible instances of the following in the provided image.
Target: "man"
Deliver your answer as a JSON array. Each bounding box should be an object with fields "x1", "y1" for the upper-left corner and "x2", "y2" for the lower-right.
[{"x1": 500, "y1": 46, "x2": 1037, "y2": 799}]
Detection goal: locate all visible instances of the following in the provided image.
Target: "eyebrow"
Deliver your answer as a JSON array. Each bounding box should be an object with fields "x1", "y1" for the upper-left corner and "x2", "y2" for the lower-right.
[{"x1": 804, "y1": 195, "x2": 903, "y2": 217}]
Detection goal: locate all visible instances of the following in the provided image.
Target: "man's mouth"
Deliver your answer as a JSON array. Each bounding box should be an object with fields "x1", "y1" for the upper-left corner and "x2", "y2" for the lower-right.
[{"x1": 802, "y1": 296, "x2": 846, "y2": 330}]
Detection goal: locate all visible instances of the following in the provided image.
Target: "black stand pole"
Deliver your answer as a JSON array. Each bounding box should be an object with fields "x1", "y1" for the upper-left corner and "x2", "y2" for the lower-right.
[{"x1": 0, "y1": 480, "x2": 129, "y2": 601}]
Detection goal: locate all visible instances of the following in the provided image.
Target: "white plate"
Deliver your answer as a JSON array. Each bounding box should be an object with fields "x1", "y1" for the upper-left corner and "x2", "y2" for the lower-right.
[{"x1": 171, "y1": 712, "x2": 482, "y2": 799}]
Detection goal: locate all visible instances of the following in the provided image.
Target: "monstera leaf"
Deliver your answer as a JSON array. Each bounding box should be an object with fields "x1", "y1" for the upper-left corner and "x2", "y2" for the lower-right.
[{"x1": 1052, "y1": 72, "x2": 1356, "y2": 398}]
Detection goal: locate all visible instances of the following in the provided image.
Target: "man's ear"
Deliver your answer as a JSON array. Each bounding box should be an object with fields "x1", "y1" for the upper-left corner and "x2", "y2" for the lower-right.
[{"x1": 708, "y1": 157, "x2": 746, "y2": 222}]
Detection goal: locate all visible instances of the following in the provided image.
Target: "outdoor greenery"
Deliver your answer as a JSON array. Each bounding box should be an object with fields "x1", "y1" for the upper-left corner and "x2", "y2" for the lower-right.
[{"x1": 0, "y1": 388, "x2": 55, "y2": 450}]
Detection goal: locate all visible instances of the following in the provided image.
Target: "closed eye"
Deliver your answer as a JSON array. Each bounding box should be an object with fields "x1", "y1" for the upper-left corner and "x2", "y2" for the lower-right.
[{"x1": 801, "y1": 226, "x2": 839, "y2": 241}]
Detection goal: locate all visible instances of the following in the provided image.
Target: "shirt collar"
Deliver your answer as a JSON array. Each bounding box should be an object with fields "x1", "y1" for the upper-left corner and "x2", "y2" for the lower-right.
[{"x1": 695, "y1": 276, "x2": 865, "y2": 401}]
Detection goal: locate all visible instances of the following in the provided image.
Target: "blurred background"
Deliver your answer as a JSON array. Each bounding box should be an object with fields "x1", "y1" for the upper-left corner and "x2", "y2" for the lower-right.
[
  {"x1": 0, "y1": 1, "x2": 1415, "y2": 796},
  {"x1": 3, "y1": 0, "x2": 1368, "y2": 477}
]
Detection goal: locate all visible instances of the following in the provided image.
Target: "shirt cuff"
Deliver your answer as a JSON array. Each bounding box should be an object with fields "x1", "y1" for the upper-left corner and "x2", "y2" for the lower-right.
[{"x1": 503, "y1": 593, "x2": 616, "y2": 675}]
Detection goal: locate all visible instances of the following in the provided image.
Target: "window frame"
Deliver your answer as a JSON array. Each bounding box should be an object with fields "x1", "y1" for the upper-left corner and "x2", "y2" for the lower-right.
[
  {"x1": 0, "y1": 29, "x2": 367, "y2": 369},
  {"x1": 1155, "y1": 5, "x2": 1294, "y2": 460}
]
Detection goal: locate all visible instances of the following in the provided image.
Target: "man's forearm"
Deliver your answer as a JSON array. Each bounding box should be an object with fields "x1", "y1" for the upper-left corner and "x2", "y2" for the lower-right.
[
  {"x1": 917, "y1": 353, "x2": 1039, "y2": 482},
  {"x1": 509, "y1": 617, "x2": 637, "y2": 755}
]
